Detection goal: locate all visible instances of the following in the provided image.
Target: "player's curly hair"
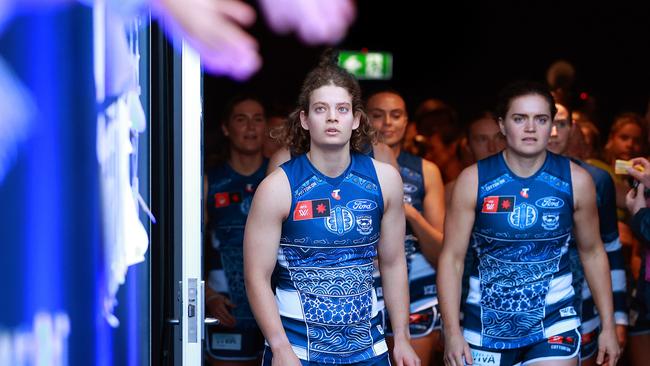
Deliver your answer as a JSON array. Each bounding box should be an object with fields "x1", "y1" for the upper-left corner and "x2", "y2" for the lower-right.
[{"x1": 282, "y1": 49, "x2": 376, "y2": 155}]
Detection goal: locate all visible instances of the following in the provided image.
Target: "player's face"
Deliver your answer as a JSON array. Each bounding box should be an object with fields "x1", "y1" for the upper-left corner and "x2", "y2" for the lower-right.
[
  {"x1": 367, "y1": 92, "x2": 408, "y2": 148},
  {"x1": 468, "y1": 117, "x2": 506, "y2": 161},
  {"x1": 223, "y1": 99, "x2": 266, "y2": 154},
  {"x1": 547, "y1": 104, "x2": 571, "y2": 155},
  {"x1": 609, "y1": 123, "x2": 643, "y2": 160},
  {"x1": 499, "y1": 94, "x2": 553, "y2": 158},
  {"x1": 300, "y1": 85, "x2": 360, "y2": 149}
]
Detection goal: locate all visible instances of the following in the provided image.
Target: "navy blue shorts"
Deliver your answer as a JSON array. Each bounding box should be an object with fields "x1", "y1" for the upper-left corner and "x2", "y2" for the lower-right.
[
  {"x1": 466, "y1": 328, "x2": 580, "y2": 366},
  {"x1": 579, "y1": 328, "x2": 598, "y2": 360}
]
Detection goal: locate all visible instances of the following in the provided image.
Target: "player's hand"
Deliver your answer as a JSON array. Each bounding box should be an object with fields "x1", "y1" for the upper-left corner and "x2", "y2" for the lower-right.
[
  {"x1": 206, "y1": 292, "x2": 237, "y2": 328},
  {"x1": 596, "y1": 327, "x2": 621, "y2": 366},
  {"x1": 258, "y1": 0, "x2": 355, "y2": 45},
  {"x1": 153, "y1": 0, "x2": 260, "y2": 80}
]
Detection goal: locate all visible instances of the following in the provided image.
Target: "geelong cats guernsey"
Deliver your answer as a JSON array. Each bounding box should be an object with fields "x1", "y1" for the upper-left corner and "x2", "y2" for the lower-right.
[
  {"x1": 277, "y1": 152, "x2": 387, "y2": 364},
  {"x1": 397, "y1": 152, "x2": 437, "y2": 311},
  {"x1": 464, "y1": 151, "x2": 580, "y2": 349},
  {"x1": 205, "y1": 160, "x2": 269, "y2": 326},
  {"x1": 374, "y1": 152, "x2": 436, "y2": 313}
]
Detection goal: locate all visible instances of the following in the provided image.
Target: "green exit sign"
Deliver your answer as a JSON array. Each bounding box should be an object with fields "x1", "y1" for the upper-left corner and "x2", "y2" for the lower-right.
[{"x1": 339, "y1": 51, "x2": 393, "y2": 80}]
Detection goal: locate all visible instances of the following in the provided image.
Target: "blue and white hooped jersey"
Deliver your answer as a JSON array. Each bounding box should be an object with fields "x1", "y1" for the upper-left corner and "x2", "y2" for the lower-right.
[
  {"x1": 464, "y1": 151, "x2": 580, "y2": 349},
  {"x1": 205, "y1": 160, "x2": 268, "y2": 320},
  {"x1": 277, "y1": 153, "x2": 387, "y2": 363},
  {"x1": 374, "y1": 152, "x2": 436, "y2": 313},
  {"x1": 569, "y1": 159, "x2": 627, "y2": 334}
]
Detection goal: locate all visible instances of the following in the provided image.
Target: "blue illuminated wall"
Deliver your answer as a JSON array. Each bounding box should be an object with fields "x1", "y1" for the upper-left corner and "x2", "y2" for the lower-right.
[{"x1": 0, "y1": 4, "x2": 150, "y2": 365}]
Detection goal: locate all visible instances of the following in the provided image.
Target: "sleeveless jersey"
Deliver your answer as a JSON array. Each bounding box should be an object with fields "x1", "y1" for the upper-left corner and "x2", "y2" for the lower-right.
[
  {"x1": 568, "y1": 159, "x2": 627, "y2": 334},
  {"x1": 464, "y1": 151, "x2": 580, "y2": 349},
  {"x1": 205, "y1": 159, "x2": 268, "y2": 322},
  {"x1": 374, "y1": 152, "x2": 436, "y2": 313},
  {"x1": 277, "y1": 153, "x2": 387, "y2": 364}
]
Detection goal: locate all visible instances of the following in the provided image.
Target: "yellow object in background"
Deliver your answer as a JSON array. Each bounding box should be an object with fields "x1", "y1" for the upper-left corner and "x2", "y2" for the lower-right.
[{"x1": 615, "y1": 159, "x2": 645, "y2": 175}]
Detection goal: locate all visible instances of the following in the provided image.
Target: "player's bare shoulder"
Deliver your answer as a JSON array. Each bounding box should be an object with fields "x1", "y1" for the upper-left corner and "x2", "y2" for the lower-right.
[
  {"x1": 266, "y1": 147, "x2": 291, "y2": 175},
  {"x1": 254, "y1": 166, "x2": 292, "y2": 220},
  {"x1": 451, "y1": 164, "x2": 479, "y2": 207},
  {"x1": 569, "y1": 160, "x2": 596, "y2": 209},
  {"x1": 371, "y1": 158, "x2": 401, "y2": 185}
]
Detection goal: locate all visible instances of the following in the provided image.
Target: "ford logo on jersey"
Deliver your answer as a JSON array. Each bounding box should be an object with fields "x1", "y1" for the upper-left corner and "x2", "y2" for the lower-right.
[
  {"x1": 346, "y1": 199, "x2": 377, "y2": 211},
  {"x1": 535, "y1": 196, "x2": 565, "y2": 209}
]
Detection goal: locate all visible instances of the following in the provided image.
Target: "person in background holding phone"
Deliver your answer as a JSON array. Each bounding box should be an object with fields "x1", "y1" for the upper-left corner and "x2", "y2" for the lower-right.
[{"x1": 625, "y1": 157, "x2": 650, "y2": 366}]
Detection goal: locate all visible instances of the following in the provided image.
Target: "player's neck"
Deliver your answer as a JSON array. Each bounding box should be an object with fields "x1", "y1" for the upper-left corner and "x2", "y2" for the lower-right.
[
  {"x1": 228, "y1": 150, "x2": 263, "y2": 176},
  {"x1": 307, "y1": 145, "x2": 351, "y2": 178},
  {"x1": 390, "y1": 144, "x2": 401, "y2": 158},
  {"x1": 502, "y1": 148, "x2": 547, "y2": 178}
]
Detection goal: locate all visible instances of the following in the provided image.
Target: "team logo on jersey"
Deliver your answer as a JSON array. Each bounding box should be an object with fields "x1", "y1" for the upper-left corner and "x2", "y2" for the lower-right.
[
  {"x1": 325, "y1": 206, "x2": 355, "y2": 235},
  {"x1": 240, "y1": 196, "x2": 252, "y2": 215},
  {"x1": 403, "y1": 183, "x2": 418, "y2": 194},
  {"x1": 481, "y1": 196, "x2": 515, "y2": 213},
  {"x1": 331, "y1": 189, "x2": 341, "y2": 200},
  {"x1": 535, "y1": 196, "x2": 565, "y2": 209},
  {"x1": 214, "y1": 192, "x2": 230, "y2": 207},
  {"x1": 293, "y1": 199, "x2": 331, "y2": 221},
  {"x1": 347, "y1": 199, "x2": 377, "y2": 211},
  {"x1": 508, "y1": 203, "x2": 538, "y2": 229},
  {"x1": 541, "y1": 212, "x2": 560, "y2": 230},
  {"x1": 356, "y1": 215, "x2": 373, "y2": 235},
  {"x1": 245, "y1": 183, "x2": 254, "y2": 193},
  {"x1": 214, "y1": 192, "x2": 242, "y2": 208},
  {"x1": 520, "y1": 188, "x2": 529, "y2": 198}
]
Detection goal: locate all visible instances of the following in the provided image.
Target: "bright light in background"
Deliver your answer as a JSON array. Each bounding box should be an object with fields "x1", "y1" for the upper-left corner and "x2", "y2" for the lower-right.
[
  {"x1": 339, "y1": 50, "x2": 393, "y2": 80},
  {"x1": 0, "y1": 312, "x2": 70, "y2": 366}
]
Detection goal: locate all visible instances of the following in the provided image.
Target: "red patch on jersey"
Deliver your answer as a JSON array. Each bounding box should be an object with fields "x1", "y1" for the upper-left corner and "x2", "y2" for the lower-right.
[
  {"x1": 214, "y1": 192, "x2": 230, "y2": 208},
  {"x1": 230, "y1": 192, "x2": 242, "y2": 203},
  {"x1": 501, "y1": 198, "x2": 511, "y2": 210},
  {"x1": 482, "y1": 196, "x2": 499, "y2": 213},
  {"x1": 293, "y1": 200, "x2": 314, "y2": 220},
  {"x1": 293, "y1": 199, "x2": 331, "y2": 221},
  {"x1": 482, "y1": 196, "x2": 515, "y2": 213}
]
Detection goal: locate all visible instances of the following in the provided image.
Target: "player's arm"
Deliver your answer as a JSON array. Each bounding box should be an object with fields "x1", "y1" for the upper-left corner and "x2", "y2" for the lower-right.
[
  {"x1": 243, "y1": 169, "x2": 300, "y2": 364},
  {"x1": 437, "y1": 165, "x2": 477, "y2": 366},
  {"x1": 404, "y1": 159, "x2": 445, "y2": 266},
  {"x1": 373, "y1": 161, "x2": 419, "y2": 366}
]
